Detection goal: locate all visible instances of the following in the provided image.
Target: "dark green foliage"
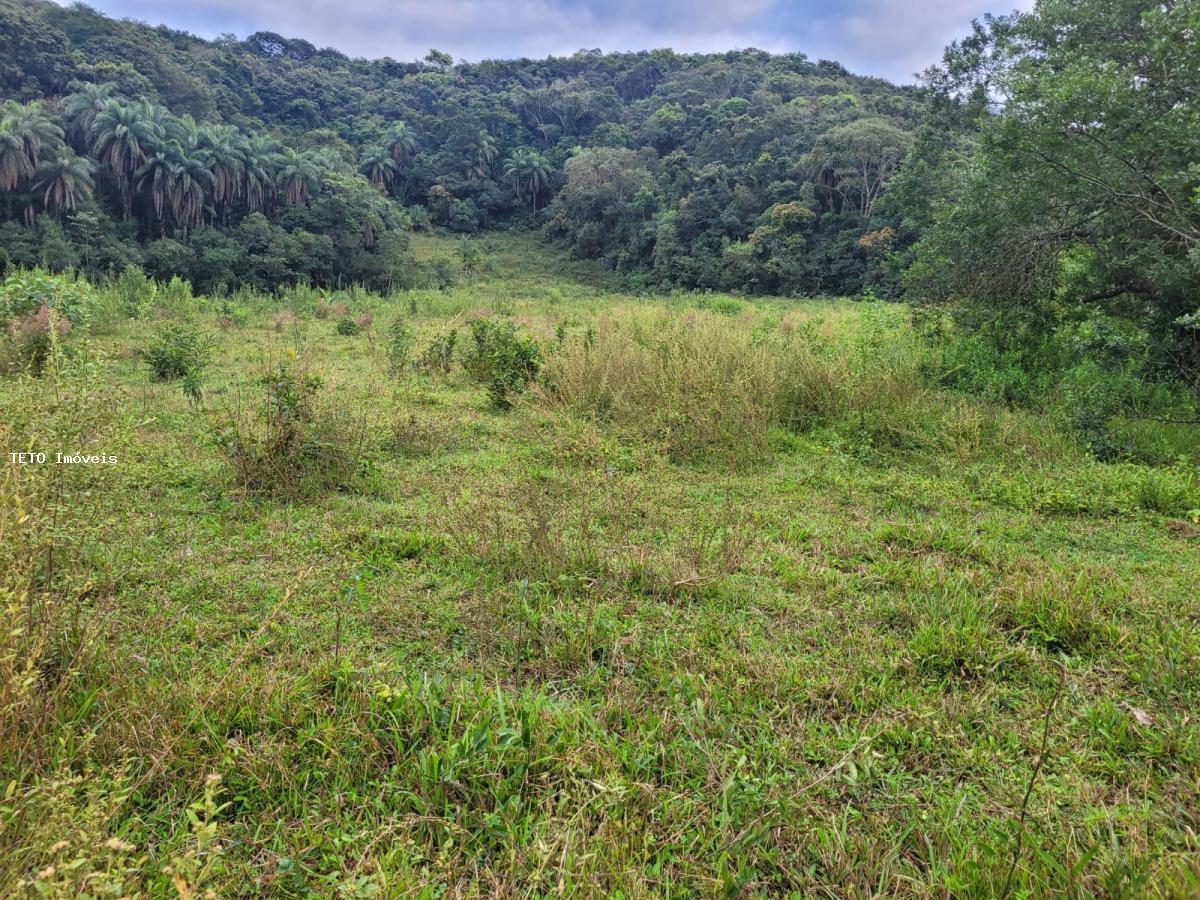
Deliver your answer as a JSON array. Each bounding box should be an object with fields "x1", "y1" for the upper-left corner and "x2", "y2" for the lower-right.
[
  {"x1": 903, "y1": 0, "x2": 1200, "y2": 435},
  {"x1": 335, "y1": 317, "x2": 359, "y2": 336},
  {"x1": 464, "y1": 317, "x2": 541, "y2": 408},
  {"x1": 0, "y1": 0, "x2": 925, "y2": 296}
]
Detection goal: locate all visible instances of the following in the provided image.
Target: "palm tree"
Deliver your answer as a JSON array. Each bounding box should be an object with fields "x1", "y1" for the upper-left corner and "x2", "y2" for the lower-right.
[
  {"x1": 199, "y1": 124, "x2": 247, "y2": 223},
  {"x1": 62, "y1": 82, "x2": 119, "y2": 145},
  {"x1": 33, "y1": 149, "x2": 94, "y2": 216},
  {"x1": 171, "y1": 150, "x2": 215, "y2": 238},
  {"x1": 0, "y1": 123, "x2": 33, "y2": 195},
  {"x1": 275, "y1": 147, "x2": 320, "y2": 206},
  {"x1": 464, "y1": 128, "x2": 497, "y2": 179},
  {"x1": 90, "y1": 99, "x2": 164, "y2": 219},
  {"x1": 502, "y1": 147, "x2": 551, "y2": 212},
  {"x1": 1, "y1": 101, "x2": 66, "y2": 220},
  {"x1": 134, "y1": 142, "x2": 214, "y2": 239},
  {"x1": 242, "y1": 134, "x2": 280, "y2": 213},
  {"x1": 2, "y1": 101, "x2": 64, "y2": 165},
  {"x1": 385, "y1": 121, "x2": 417, "y2": 166},
  {"x1": 359, "y1": 146, "x2": 397, "y2": 191},
  {"x1": 134, "y1": 149, "x2": 177, "y2": 223}
]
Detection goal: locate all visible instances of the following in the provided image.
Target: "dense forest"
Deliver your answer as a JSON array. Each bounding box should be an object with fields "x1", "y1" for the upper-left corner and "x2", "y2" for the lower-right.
[
  {"x1": 1, "y1": 0, "x2": 925, "y2": 295},
  {"x1": 1, "y1": 0, "x2": 1198, "y2": 420}
]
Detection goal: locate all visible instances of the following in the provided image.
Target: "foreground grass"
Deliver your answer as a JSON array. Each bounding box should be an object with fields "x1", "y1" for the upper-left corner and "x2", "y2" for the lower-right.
[{"x1": 2, "y1": 233, "x2": 1199, "y2": 896}]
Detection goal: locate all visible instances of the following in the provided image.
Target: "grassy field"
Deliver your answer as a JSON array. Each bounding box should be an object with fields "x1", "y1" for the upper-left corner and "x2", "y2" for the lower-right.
[{"x1": 3, "y1": 232, "x2": 1199, "y2": 897}]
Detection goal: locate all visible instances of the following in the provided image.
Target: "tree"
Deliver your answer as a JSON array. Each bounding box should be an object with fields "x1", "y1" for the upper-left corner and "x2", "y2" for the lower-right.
[
  {"x1": 464, "y1": 128, "x2": 496, "y2": 179},
  {"x1": 809, "y1": 118, "x2": 911, "y2": 217},
  {"x1": 33, "y1": 147, "x2": 94, "y2": 216},
  {"x1": 385, "y1": 121, "x2": 417, "y2": 165},
  {"x1": 242, "y1": 135, "x2": 280, "y2": 213},
  {"x1": 62, "y1": 81, "x2": 120, "y2": 143},
  {"x1": 359, "y1": 145, "x2": 397, "y2": 191},
  {"x1": 200, "y1": 124, "x2": 248, "y2": 223},
  {"x1": 0, "y1": 100, "x2": 62, "y2": 190},
  {"x1": 90, "y1": 99, "x2": 164, "y2": 219},
  {"x1": 275, "y1": 147, "x2": 320, "y2": 206},
  {"x1": 502, "y1": 147, "x2": 551, "y2": 212},
  {"x1": 907, "y1": 0, "x2": 1200, "y2": 334}
]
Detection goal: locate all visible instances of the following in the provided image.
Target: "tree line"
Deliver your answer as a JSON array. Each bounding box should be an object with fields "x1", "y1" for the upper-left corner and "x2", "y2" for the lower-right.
[{"x1": 0, "y1": 0, "x2": 925, "y2": 296}]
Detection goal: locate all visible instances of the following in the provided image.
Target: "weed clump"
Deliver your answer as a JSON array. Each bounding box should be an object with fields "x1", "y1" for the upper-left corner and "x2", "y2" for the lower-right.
[
  {"x1": 416, "y1": 328, "x2": 457, "y2": 374},
  {"x1": 385, "y1": 319, "x2": 414, "y2": 376},
  {"x1": 215, "y1": 358, "x2": 366, "y2": 498}
]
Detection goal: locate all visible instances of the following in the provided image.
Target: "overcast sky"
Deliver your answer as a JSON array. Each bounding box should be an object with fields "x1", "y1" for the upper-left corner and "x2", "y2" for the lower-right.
[{"x1": 67, "y1": 0, "x2": 1031, "y2": 84}]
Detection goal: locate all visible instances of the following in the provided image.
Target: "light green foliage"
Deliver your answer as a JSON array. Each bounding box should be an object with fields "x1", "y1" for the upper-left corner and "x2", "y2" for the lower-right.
[
  {"x1": 1, "y1": 139, "x2": 1198, "y2": 900},
  {"x1": 385, "y1": 317, "x2": 414, "y2": 376},
  {"x1": 0, "y1": 267, "x2": 93, "y2": 325},
  {"x1": 464, "y1": 317, "x2": 541, "y2": 408},
  {"x1": 214, "y1": 357, "x2": 366, "y2": 498}
]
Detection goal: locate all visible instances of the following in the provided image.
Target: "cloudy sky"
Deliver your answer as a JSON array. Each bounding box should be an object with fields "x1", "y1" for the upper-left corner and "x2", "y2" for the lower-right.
[{"x1": 70, "y1": 0, "x2": 1030, "y2": 84}]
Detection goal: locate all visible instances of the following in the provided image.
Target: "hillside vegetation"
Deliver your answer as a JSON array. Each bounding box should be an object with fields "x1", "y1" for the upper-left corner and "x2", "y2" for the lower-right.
[{"x1": 2, "y1": 234, "x2": 1199, "y2": 895}]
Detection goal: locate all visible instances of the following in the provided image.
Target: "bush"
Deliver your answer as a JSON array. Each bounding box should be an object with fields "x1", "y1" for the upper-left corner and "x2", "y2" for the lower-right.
[
  {"x1": 1, "y1": 268, "x2": 94, "y2": 328},
  {"x1": 386, "y1": 319, "x2": 414, "y2": 376},
  {"x1": 464, "y1": 318, "x2": 541, "y2": 409},
  {"x1": 336, "y1": 317, "x2": 360, "y2": 336},
  {"x1": 214, "y1": 358, "x2": 367, "y2": 498},
  {"x1": 416, "y1": 329, "x2": 458, "y2": 374},
  {"x1": 108, "y1": 265, "x2": 156, "y2": 319},
  {"x1": 138, "y1": 321, "x2": 216, "y2": 382},
  {"x1": 6, "y1": 305, "x2": 72, "y2": 373}
]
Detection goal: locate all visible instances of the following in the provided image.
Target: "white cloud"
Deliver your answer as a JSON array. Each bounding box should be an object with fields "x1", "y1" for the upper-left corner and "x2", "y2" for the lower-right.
[{"x1": 66, "y1": 0, "x2": 1030, "y2": 82}]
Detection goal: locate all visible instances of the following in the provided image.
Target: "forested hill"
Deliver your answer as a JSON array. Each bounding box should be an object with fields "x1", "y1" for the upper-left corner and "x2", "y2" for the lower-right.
[{"x1": 1, "y1": 0, "x2": 926, "y2": 294}]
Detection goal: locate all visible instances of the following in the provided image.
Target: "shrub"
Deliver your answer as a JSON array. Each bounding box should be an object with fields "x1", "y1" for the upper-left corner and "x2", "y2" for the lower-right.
[
  {"x1": 7, "y1": 305, "x2": 72, "y2": 372},
  {"x1": 389, "y1": 412, "x2": 457, "y2": 457},
  {"x1": 356, "y1": 312, "x2": 375, "y2": 331},
  {"x1": 214, "y1": 358, "x2": 366, "y2": 498},
  {"x1": 336, "y1": 317, "x2": 360, "y2": 336},
  {"x1": 217, "y1": 301, "x2": 250, "y2": 328},
  {"x1": 1, "y1": 269, "x2": 94, "y2": 328},
  {"x1": 386, "y1": 319, "x2": 414, "y2": 376},
  {"x1": 416, "y1": 329, "x2": 458, "y2": 374},
  {"x1": 138, "y1": 321, "x2": 216, "y2": 382},
  {"x1": 464, "y1": 318, "x2": 541, "y2": 409},
  {"x1": 108, "y1": 265, "x2": 156, "y2": 318}
]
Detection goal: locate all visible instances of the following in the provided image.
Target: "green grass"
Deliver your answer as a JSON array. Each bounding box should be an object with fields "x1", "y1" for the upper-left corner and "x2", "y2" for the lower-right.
[{"x1": 2, "y1": 233, "x2": 1199, "y2": 896}]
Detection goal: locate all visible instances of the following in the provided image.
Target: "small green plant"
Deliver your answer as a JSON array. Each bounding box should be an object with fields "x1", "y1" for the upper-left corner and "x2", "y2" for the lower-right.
[
  {"x1": 416, "y1": 328, "x2": 458, "y2": 374},
  {"x1": 386, "y1": 318, "x2": 414, "y2": 376},
  {"x1": 1, "y1": 268, "x2": 94, "y2": 328},
  {"x1": 138, "y1": 321, "x2": 216, "y2": 382},
  {"x1": 464, "y1": 317, "x2": 541, "y2": 409},
  {"x1": 336, "y1": 317, "x2": 360, "y2": 336},
  {"x1": 217, "y1": 300, "x2": 250, "y2": 329},
  {"x1": 214, "y1": 357, "x2": 366, "y2": 497}
]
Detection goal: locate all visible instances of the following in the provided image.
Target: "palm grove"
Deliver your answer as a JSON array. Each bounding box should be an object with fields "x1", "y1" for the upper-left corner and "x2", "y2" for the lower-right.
[{"x1": 1, "y1": 0, "x2": 1198, "y2": 424}]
